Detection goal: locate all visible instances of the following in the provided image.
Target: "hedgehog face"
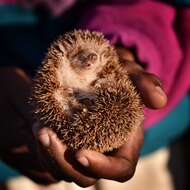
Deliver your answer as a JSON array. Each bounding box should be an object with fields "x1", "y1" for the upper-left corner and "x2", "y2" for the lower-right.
[
  {"x1": 70, "y1": 49, "x2": 99, "y2": 73},
  {"x1": 63, "y1": 46, "x2": 112, "y2": 90}
]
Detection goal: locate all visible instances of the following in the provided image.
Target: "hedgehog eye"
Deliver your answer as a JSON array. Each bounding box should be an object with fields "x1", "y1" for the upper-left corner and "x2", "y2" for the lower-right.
[
  {"x1": 88, "y1": 53, "x2": 98, "y2": 61},
  {"x1": 78, "y1": 53, "x2": 87, "y2": 61}
]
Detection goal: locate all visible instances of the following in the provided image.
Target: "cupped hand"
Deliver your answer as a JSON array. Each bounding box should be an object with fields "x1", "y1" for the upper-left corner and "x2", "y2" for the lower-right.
[{"x1": 33, "y1": 47, "x2": 167, "y2": 187}]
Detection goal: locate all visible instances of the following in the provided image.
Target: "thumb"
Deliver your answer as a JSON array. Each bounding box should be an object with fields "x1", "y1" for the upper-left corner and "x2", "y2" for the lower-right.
[{"x1": 32, "y1": 122, "x2": 50, "y2": 147}]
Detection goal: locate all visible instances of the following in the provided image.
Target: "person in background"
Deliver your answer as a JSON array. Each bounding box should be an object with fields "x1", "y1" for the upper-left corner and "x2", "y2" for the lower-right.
[{"x1": 0, "y1": 0, "x2": 189, "y2": 189}]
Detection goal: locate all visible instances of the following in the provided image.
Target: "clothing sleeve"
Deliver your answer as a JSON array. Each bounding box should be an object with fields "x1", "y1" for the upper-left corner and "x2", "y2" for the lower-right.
[{"x1": 78, "y1": 1, "x2": 187, "y2": 128}]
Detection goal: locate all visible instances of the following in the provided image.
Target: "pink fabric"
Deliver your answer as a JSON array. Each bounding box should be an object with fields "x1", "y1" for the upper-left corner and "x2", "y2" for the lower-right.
[{"x1": 79, "y1": 1, "x2": 190, "y2": 128}]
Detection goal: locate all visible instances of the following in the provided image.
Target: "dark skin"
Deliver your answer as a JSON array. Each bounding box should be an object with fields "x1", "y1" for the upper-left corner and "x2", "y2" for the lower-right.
[{"x1": 0, "y1": 47, "x2": 167, "y2": 187}]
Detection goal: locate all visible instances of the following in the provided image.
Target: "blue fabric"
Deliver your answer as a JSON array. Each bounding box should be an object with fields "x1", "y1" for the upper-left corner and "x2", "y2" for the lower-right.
[
  {"x1": 0, "y1": 5, "x2": 38, "y2": 25},
  {"x1": 141, "y1": 94, "x2": 190, "y2": 156},
  {"x1": 0, "y1": 162, "x2": 19, "y2": 181}
]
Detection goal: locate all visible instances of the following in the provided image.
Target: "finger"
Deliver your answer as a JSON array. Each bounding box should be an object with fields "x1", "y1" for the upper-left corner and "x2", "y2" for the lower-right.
[
  {"x1": 121, "y1": 61, "x2": 167, "y2": 109},
  {"x1": 76, "y1": 149, "x2": 136, "y2": 181},
  {"x1": 75, "y1": 124, "x2": 144, "y2": 182},
  {"x1": 130, "y1": 71, "x2": 167, "y2": 109},
  {"x1": 0, "y1": 67, "x2": 32, "y2": 122},
  {"x1": 34, "y1": 127, "x2": 97, "y2": 187}
]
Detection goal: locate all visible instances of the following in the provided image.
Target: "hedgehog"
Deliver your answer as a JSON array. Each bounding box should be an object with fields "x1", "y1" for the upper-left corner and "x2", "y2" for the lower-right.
[{"x1": 31, "y1": 30, "x2": 144, "y2": 153}]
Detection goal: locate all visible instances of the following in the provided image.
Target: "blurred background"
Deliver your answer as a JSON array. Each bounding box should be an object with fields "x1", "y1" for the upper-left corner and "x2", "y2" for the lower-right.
[{"x1": 0, "y1": 0, "x2": 190, "y2": 190}]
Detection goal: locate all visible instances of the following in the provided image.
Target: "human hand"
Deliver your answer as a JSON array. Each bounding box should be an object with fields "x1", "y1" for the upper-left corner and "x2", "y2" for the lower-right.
[
  {"x1": 0, "y1": 67, "x2": 56, "y2": 184},
  {"x1": 33, "y1": 47, "x2": 167, "y2": 187}
]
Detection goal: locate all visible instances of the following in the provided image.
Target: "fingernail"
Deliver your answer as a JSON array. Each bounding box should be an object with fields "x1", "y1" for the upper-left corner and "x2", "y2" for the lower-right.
[
  {"x1": 38, "y1": 128, "x2": 50, "y2": 147},
  {"x1": 77, "y1": 156, "x2": 89, "y2": 167},
  {"x1": 155, "y1": 86, "x2": 166, "y2": 97}
]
